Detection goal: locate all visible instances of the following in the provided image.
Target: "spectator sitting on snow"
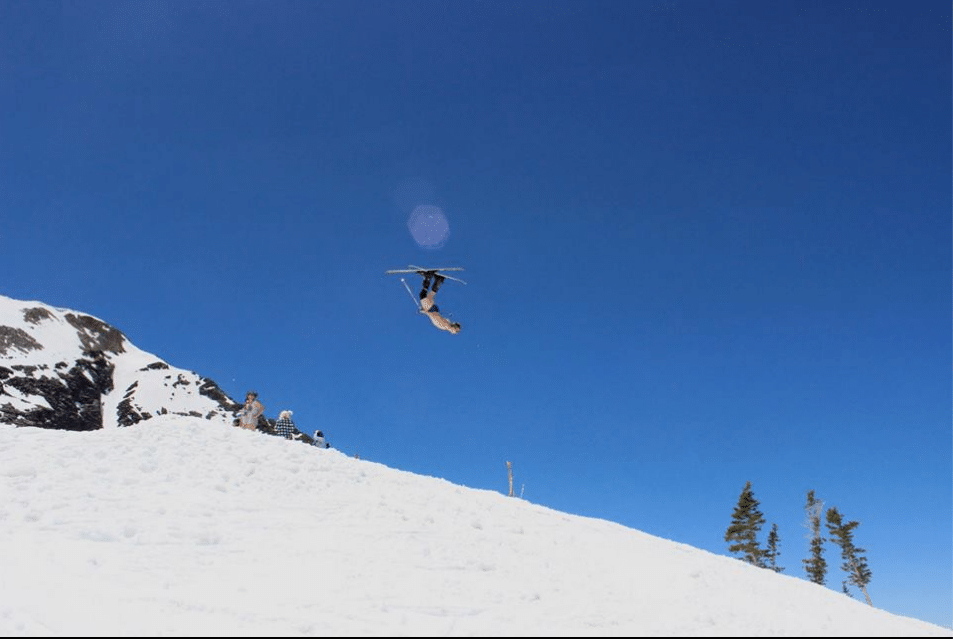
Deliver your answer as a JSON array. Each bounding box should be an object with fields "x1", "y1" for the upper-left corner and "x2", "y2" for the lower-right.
[
  {"x1": 275, "y1": 410, "x2": 296, "y2": 440},
  {"x1": 312, "y1": 430, "x2": 329, "y2": 449}
]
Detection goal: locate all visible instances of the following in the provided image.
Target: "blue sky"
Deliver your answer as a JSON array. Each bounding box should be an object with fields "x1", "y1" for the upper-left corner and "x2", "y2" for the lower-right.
[{"x1": 1, "y1": 0, "x2": 950, "y2": 628}]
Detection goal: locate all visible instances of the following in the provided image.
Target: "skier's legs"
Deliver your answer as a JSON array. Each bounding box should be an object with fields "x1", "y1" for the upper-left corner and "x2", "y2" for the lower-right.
[
  {"x1": 420, "y1": 273, "x2": 432, "y2": 299},
  {"x1": 432, "y1": 274, "x2": 445, "y2": 292}
]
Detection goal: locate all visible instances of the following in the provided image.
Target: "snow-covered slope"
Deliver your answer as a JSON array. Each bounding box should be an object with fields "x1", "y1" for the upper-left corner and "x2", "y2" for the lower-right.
[
  {"x1": 0, "y1": 294, "x2": 236, "y2": 430},
  {"x1": 0, "y1": 418, "x2": 948, "y2": 636}
]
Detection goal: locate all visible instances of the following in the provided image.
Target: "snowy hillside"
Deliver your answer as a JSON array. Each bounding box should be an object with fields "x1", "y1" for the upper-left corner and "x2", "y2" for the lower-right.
[
  {"x1": 0, "y1": 294, "x2": 237, "y2": 430},
  {"x1": 0, "y1": 418, "x2": 948, "y2": 637}
]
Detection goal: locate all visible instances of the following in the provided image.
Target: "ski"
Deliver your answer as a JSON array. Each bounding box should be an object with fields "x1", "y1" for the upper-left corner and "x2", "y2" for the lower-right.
[
  {"x1": 406, "y1": 264, "x2": 464, "y2": 272},
  {"x1": 385, "y1": 265, "x2": 467, "y2": 285}
]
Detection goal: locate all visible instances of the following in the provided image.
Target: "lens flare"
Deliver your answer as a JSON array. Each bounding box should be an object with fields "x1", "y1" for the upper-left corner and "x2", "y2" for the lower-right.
[{"x1": 407, "y1": 205, "x2": 450, "y2": 249}]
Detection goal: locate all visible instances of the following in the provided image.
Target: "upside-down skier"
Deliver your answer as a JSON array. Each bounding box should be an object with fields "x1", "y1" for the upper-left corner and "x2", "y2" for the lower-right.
[
  {"x1": 385, "y1": 265, "x2": 466, "y2": 335},
  {"x1": 419, "y1": 272, "x2": 462, "y2": 335}
]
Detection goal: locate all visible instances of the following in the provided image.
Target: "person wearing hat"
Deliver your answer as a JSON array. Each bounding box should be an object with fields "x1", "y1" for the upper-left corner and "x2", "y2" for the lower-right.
[
  {"x1": 237, "y1": 390, "x2": 265, "y2": 430},
  {"x1": 275, "y1": 410, "x2": 296, "y2": 440},
  {"x1": 312, "y1": 429, "x2": 329, "y2": 449}
]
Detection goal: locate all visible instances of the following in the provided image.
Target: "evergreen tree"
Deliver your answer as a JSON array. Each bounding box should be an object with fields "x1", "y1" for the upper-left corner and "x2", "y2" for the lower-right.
[
  {"x1": 724, "y1": 481, "x2": 767, "y2": 567},
  {"x1": 802, "y1": 489, "x2": 827, "y2": 585},
  {"x1": 826, "y1": 506, "x2": 873, "y2": 606},
  {"x1": 764, "y1": 523, "x2": 784, "y2": 573}
]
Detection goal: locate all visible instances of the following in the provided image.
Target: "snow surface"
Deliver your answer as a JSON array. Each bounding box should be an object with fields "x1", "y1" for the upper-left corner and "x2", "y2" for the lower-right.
[{"x1": 0, "y1": 418, "x2": 948, "y2": 637}]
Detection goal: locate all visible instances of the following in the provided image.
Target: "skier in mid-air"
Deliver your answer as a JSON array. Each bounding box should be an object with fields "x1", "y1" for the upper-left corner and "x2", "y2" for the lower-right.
[
  {"x1": 385, "y1": 265, "x2": 465, "y2": 335},
  {"x1": 419, "y1": 272, "x2": 462, "y2": 335}
]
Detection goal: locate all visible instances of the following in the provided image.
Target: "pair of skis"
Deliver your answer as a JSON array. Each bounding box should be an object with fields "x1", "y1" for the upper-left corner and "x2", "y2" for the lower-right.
[
  {"x1": 385, "y1": 265, "x2": 467, "y2": 284},
  {"x1": 385, "y1": 265, "x2": 466, "y2": 311}
]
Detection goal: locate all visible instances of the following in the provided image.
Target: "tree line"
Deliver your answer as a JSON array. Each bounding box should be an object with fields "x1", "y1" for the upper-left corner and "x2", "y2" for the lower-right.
[{"x1": 724, "y1": 481, "x2": 873, "y2": 605}]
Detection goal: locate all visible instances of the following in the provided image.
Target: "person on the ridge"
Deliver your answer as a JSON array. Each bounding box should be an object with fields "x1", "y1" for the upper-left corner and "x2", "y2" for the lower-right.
[
  {"x1": 237, "y1": 390, "x2": 265, "y2": 430},
  {"x1": 275, "y1": 410, "x2": 296, "y2": 439},
  {"x1": 312, "y1": 429, "x2": 329, "y2": 449},
  {"x1": 419, "y1": 273, "x2": 462, "y2": 335}
]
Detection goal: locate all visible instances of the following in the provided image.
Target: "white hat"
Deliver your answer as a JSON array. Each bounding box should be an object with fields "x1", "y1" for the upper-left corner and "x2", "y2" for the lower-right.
[{"x1": 279, "y1": 410, "x2": 293, "y2": 419}]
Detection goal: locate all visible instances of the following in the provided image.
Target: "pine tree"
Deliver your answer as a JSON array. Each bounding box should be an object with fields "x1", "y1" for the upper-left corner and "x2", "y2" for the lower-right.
[
  {"x1": 802, "y1": 489, "x2": 827, "y2": 585},
  {"x1": 724, "y1": 481, "x2": 767, "y2": 567},
  {"x1": 826, "y1": 506, "x2": 873, "y2": 606},
  {"x1": 764, "y1": 523, "x2": 784, "y2": 573}
]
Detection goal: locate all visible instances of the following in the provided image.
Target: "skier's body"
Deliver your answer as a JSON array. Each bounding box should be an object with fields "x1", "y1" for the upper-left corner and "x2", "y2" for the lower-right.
[{"x1": 419, "y1": 273, "x2": 462, "y2": 335}]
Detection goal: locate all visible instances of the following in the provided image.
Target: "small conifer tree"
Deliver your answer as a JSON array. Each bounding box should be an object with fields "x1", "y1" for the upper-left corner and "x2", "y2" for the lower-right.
[
  {"x1": 802, "y1": 489, "x2": 827, "y2": 585},
  {"x1": 826, "y1": 506, "x2": 873, "y2": 606},
  {"x1": 724, "y1": 481, "x2": 767, "y2": 567},
  {"x1": 764, "y1": 523, "x2": 784, "y2": 573}
]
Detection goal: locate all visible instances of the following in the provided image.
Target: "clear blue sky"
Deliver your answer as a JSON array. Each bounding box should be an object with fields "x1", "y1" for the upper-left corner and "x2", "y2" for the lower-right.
[{"x1": 1, "y1": 0, "x2": 950, "y2": 628}]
